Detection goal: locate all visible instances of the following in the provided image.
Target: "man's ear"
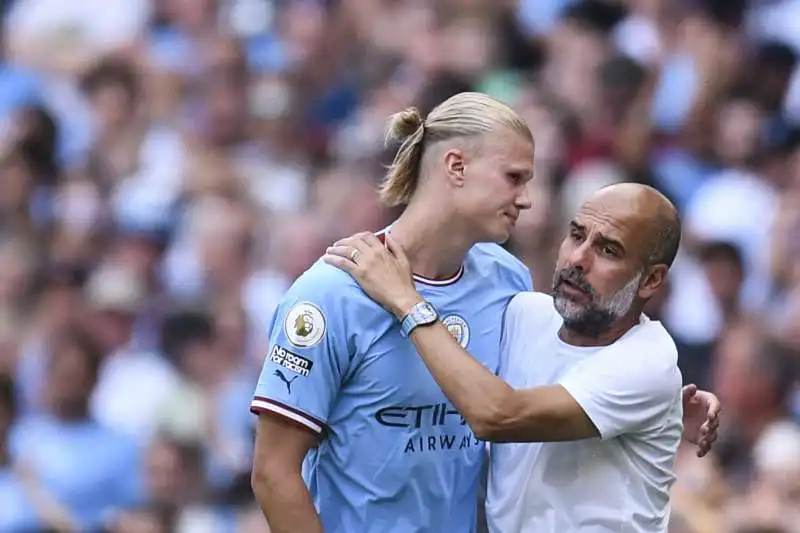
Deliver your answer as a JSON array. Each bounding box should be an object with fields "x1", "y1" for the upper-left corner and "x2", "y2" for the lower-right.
[
  {"x1": 443, "y1": 149, "x2": 466, "y2": 187},
  {"x1": 638, "y1": 264, "x2": 668, "y2": 300}
]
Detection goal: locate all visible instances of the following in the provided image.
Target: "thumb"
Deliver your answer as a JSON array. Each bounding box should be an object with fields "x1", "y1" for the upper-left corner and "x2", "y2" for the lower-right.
[{"x1": 682, "y1": 384, "x2": 698, "y2": 402}]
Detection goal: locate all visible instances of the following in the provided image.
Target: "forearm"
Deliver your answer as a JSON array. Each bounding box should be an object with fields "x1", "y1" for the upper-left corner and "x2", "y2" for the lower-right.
[
  {"x1": 396, "y1": 299, "x2": 597, "y2": 443},
  {"x1": 252, "y1": 467, "x2": 323, "y2": 533},
  {"x1": 406, "y1": 320, "x2": 515, "y2": 438}
]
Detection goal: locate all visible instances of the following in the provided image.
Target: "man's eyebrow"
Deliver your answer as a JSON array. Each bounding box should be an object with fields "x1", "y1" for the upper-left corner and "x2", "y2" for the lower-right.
[
  {"x1": 570, "y1": 220, "x2": 627, "y2": 254},
  {"x1": 569, "y1": 221, "x2": 584, "y2": 232}
]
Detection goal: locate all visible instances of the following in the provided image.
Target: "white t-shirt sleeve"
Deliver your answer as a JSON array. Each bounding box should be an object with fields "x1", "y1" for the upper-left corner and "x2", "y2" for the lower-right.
[
  {"x1": 499, "y1": 292, "x2": 560, "y2": 383},
  {"x1": 558, "y1": 325, "x2": 682, "y2": 440}
]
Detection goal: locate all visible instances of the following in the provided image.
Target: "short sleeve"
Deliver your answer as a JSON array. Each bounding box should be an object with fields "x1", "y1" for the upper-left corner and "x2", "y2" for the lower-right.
[
  {"x1": 250, "y1": 271, "x2": 351, "y2": 436},
  {"x1": 558, "y1": 335, "x2": 682, "y2": 440},
  {"x1": 499, "y1": 293, "x2": 559, "y2": 382},
  {"x1": 499, "y1": 294, "x2": 527, "y2": 369},
  {"x1": 497, "y1": 256, "x2": 533, "y2": 366},
  {"x1": 509, "y1": 258, "x2": 533, "y2": 293}
]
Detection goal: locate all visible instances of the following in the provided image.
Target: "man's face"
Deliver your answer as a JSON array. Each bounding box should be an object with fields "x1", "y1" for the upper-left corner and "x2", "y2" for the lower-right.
[
  {"x1": 552, "y1": 198, "x2": 654, "y2": 335},
  {"x1": 453, "y1": 130, "x2": 534, "y2": 243}
]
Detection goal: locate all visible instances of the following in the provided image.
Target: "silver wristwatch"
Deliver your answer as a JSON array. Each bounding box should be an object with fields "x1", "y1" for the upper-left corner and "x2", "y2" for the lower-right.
[{"x1": 400, "y1": 301, "x2": 439, "y2": 337}]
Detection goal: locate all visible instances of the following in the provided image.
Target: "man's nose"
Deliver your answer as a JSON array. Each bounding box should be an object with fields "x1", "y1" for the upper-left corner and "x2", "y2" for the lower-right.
[{"x1": 515, "y1": 185, "x2": 532, "y2": 210}]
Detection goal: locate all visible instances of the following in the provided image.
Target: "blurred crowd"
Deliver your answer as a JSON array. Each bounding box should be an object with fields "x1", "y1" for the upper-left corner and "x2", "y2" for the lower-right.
[{"x1": 0, "y1": 0, "x2": 798, "y2": 532}]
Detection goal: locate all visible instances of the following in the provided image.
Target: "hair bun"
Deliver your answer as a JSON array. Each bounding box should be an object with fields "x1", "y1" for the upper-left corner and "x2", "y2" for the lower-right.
[{"x1": 386, "y1": 107, "x2": 424, "y2": 144}]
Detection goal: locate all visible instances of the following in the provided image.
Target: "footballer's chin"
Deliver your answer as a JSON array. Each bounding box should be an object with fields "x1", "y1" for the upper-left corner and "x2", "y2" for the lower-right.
[
  {"x1": 486, "y1": 226, "x2": 513, "y2": 245},
  {"x1": 474, "y1": 214, "x2": 517, "y2": 244},
  {"x1": 490, "y1": 215, "x2": 518, "y2": 243}
]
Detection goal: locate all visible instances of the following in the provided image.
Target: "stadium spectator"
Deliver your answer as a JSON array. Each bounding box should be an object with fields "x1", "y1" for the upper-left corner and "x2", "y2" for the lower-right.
[{"x1": 0, "y1": 0, "x2": 797, "y2": 531}]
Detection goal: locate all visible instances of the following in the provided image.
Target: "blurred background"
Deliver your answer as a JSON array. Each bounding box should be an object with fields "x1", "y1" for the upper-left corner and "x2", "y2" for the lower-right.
[{"x1": 0, "y1": 0, "x2": 798, "y2": 531}]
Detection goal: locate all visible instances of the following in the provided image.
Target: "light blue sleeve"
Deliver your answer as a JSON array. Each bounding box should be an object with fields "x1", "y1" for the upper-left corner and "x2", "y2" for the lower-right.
[
  {"x1": 516, "y1": 262, "x2": 534, "y2": 292},
  {"x1": 495, "y1": 243, "x2": 533, "y2": 293},
  {"x1": 474, "y1": 242, "x2": 534, "y2": 292},
  {"x1": 501, "y1": 255, "x2": 533, "y2": 295},
  {"x1": 250, "y1": 268, "x2": 352, "y2": 436}
]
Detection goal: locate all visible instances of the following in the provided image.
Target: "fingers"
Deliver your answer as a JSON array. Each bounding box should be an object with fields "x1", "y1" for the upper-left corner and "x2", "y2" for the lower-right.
[
  {"x1": 707, "y1": 396, "x2": 722, "y2": 420},
  {"x1": 322, "y1": 253, "x2": 358, "y2": 275},
  {"x1": 707, "y1": 409, "x2": 721, "y2": 429},
  {"x1": 696, "y1": 434, "x2": 717, "y2": 457},
  {"x1": 326, "y1": 245, "x2": 359, "y2": 262},
  {"x1": 357, "y1": 232, "x2": 385, "y2": 250},
  {"x1": 333, "y1": 236, "x2": 370, "y2": 251},
  {"x1": 331, "y1": 232, "x2": 405, "y2": 268},
  {"x1": 699, "y1": 390, "x2": 722, "y2": 428},
  {"x1": 682, "y1": 384, "x2": 698, "y2": 402},
  {"x1": 695, "y1": 419, "x2": 720, "y2": 458},
  {"x1": 385, "y1": 234, "x2": 410, "y2": 267},
  {"x1": 334, "y1": 232, "x2": 383, "y2": 250},
  {"x1": 328, "y1": 234, "x2": 375, "y2": 267}
]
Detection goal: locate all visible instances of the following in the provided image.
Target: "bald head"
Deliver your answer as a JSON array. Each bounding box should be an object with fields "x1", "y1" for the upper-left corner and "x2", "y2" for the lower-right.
[
  {"x1": 586, "y1": 183, "x2": 682, "y2": 268},
  {"x1": 553, "y1": 183, "x2": 681, "y2": 340}
]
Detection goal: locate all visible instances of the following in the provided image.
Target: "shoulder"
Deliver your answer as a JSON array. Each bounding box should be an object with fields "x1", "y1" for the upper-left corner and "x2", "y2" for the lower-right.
[
  {"x1": 507, "y1": 291, "x2": 555, "y2": 313},
  {"x1": 283, "y1": 259, "x2": 372, "y2": 306},
  {"x1": 469, "y1": 243, "x2": 533, "y2": 291},
  {"x1": 606, "y1": 318, "x2": 682, "y2": 391},
  {"x1": 276, "y1": 259, "x2": 386, "y2": 335},
  {"x1": 621, "y1": 318, "x2": 679, "y2": 366},
  {"x1": 470, "y1": 242, "x2": 527, "y2": 270},
  {"x1": 506, "y1": 292, "x2": 560, "y2": 325},
  {"x1": 503, "y1": 292, "x2": 561, "y2": 340}
]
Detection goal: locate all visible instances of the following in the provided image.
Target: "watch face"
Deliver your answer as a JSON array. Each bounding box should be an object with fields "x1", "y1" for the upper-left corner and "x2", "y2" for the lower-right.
[{"x1": 418, "y1": 303, "x2": 437, "y2": 321}]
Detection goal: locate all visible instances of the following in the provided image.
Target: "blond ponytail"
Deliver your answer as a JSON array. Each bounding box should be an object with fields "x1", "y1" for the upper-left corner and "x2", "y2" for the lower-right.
[
  {"x1": 379, "y1": 93, "x2": 531, "y2": 207},
  {"x1": 379, "y1": 107, "x2": 426, "y2": 207}
]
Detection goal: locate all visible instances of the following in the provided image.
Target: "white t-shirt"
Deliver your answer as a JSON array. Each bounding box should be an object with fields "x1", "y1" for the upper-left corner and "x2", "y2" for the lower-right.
[{"x1": 486, "y1": 292, "x2": 683, "y2": 533}]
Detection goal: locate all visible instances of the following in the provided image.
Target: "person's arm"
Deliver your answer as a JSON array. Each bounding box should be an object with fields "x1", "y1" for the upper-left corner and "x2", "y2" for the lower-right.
[
  {"x1": 402, "y1": 305, "x2": 719, "y2": 447},
  {"x1": 248, "y1": 272, "x2": 353, "y2": 532},
  {"x1": 323, "y1": 233, "x2": 719, "y2": 447},
  {"x1": 402, "y1": 316, "x2": 599, "y2": 442},
  {"x1": 251, "y1": 416, "x2": 323, "y2": 533},
  {"x1": 323, "y1": 233, "x2": 598, "y2": 442}
]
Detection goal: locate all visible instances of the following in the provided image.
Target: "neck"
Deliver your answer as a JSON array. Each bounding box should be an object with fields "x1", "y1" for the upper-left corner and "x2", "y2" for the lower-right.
[
  {"x1": 558, "y1": 313, "x2": 641, "y2": 347},
  {"x1": 390, "y1": 203, "x2": 475, "y2": 280}
]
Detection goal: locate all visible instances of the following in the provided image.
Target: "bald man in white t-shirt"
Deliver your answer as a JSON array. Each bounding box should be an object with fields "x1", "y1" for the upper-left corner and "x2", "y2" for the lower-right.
[{"x1": 325, "y1": 183, "x2": 721, "y2": 533}]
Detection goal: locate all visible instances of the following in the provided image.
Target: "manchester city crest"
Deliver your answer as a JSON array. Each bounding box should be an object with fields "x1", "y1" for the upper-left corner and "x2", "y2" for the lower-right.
[{"x1": 442, "y1": 315, "x2": 470, "y2": 348}]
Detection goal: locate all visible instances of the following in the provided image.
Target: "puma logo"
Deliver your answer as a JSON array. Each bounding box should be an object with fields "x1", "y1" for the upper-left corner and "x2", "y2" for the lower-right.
[{"x1": 274, "y1": 369, "x2": 299, "y2": 394}]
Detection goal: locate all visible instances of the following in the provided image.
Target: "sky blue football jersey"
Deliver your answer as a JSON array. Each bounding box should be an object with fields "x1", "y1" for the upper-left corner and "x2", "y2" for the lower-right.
[{"x1": 251, "y1": 240, "x2": 532, "y2": 533}]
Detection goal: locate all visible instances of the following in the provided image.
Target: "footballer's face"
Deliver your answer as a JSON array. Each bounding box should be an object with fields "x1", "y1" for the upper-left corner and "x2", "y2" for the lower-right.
[
  {"x1": 551, "y1": 197, "x2": 656, "y2": 336},
  {"x1": 450, "y1": 129, "x2": 534, "y2": 243}
]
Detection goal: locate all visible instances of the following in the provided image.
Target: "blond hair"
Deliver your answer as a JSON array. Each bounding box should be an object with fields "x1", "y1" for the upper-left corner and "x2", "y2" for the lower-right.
[{"x1": 379, "y1": 92, "x2": 532, "y2": 207}]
